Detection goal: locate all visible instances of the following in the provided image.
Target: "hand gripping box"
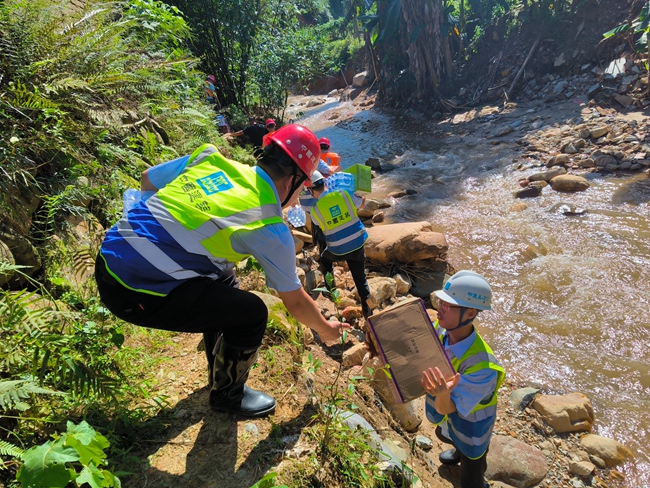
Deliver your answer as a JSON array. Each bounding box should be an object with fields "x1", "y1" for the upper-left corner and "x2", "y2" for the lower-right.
[{"x1": 366, "y1": 297, "x2": 455, "y2": 403}]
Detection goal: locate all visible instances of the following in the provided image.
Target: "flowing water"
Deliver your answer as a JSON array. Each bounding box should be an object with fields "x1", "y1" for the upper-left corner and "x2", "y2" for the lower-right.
[{"x1": 293, "y1": 98, "x2": 650, "y2": 485}]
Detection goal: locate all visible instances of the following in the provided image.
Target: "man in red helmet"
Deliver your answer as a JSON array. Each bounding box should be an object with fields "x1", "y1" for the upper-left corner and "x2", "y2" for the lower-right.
[
  {"x1": 318, "y1": 136, "x2": 341, "y2": 174},
  {"x1": 95, "y1": 125, "x2": 346, "y2": 418},
  {"x1": 261, "y1": 118, "x2": 276, "y2": 147}
]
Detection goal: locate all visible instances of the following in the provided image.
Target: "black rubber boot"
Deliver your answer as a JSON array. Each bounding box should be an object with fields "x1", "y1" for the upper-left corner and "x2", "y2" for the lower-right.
[
  {"x1": 203, "y1": 331, "x2": 222, "y2": 388},
  {"x1": 209, "y1": 339, "x2": 276, "y2": 417},
  {"x1": 361, "y1": 297, "x2": 376, "y2": 319},
  {"x1": 439, "y1": 448, "x2": 461, "y2": 465}
]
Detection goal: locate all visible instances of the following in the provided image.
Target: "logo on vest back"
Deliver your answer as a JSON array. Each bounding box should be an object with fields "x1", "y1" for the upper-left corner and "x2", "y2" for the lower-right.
[
  {"x1": 329, "y1": 204, "x2": 342, "y2": 219},
  {"x1": 197, "y1": 171, "x2": 233, "y2": 195}
]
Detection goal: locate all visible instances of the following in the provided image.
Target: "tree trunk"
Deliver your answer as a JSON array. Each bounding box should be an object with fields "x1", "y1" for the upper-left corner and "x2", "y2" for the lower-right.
[{"x1": 401, "y1": 0, "x2": 446, "y2": 99}]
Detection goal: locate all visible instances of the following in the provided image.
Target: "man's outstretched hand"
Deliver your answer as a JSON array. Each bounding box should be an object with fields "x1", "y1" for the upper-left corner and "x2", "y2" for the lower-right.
[{"x1": 318, "y1": 320, "x2": 350, "y2": 344}]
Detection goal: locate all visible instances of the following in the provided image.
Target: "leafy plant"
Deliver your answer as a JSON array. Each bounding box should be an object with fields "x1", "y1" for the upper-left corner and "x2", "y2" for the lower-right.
[
  {"x1": 603, "y1": 1, "x2": 650, "y2": 95},
  {"x1": 249, "y1": 471, "x2": 288, "y2": 488},
  {"x1": 604, "y1": 1, "x2": 650, "y2": 54},
  {"x1": 241, "y1": 256, "x2": 265, "y2": 274},
  {"x1": 312, "y1": 271, "x2": 341, "y2": 305},
  {"x1": 16, "y1": 420, "x2": 123, "y2": 488},
  {"x1": 0, "y1": 379, "x2": 63, "y2": 412}
]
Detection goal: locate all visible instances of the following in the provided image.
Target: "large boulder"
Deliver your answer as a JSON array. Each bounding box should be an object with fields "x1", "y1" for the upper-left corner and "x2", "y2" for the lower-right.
[
  {"x1": 579, "y1": 434, "x2": 634, "y2": 467},
  {"x1": 0, "y1": 240, "x2": 15, "y2": 287},
  {"x1": 532, "y1": 392, "x2": 594, "y2": 433},
  {"x1": 0, "y1": 184, "x2": 41, "y2": 236},
  {"x1": 352, "y1": 71, "x2": 370, "y2": 87},
  {"x1": 549, "y1": 174, "x2": 590, "y2": 192},
  {"x1": 486, "y1": 435, "x2": 548, "y2": 488},
  {"x1": 0, "y1": 231, "x2": 41, "y2": 288},
  {"x1": 365, "y1": 222, "x2": 447, "y2": 264}
]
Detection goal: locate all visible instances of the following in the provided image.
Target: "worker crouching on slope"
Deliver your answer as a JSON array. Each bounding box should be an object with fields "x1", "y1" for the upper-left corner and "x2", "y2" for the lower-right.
[
  {"x1": 422, "y1": 271, "x2": 505, "y2": 488},
  {"x1": 95, "y1": 125, "x2": 347, "y2": 418},
  {"x1": 307, "y1": 171, "x2": 373, "y2": 319}
]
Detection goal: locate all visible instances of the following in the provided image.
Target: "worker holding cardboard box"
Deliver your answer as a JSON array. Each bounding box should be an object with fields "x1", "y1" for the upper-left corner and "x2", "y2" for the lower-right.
[
  {"x1": 421, "y1": 271, "x2": 505, "y2": 488},
  {"x1": 307, "y1": 171, "x2": 373, "y2": 318}
]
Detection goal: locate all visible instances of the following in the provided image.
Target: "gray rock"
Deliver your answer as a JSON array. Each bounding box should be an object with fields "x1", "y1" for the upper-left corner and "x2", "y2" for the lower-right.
[
  {"x1": 562, "y1": 142, "x2": 579, "y2": 154},
  {"x1": 547, "y1": 154, "x2": 570, "y2": 167},
  {"x1": 619, "y1": 161, "x2": 632, "y2": 170},
  {"x1": 554, "y1": 80, "x2": 569, "y2": 94},
  {"x1": 594, "y1": 154, "x2": 617, "y2": 167},
  {"x1": 365, "y1": 157, "x2": 382, "y2": 171},
  {"x1": 508, "y1": 387, "x2": 540, "y2": 411},
  {"x1": 514, "y1": 186, "x2": 543, "y2": 199},
  {"x1": 495, "y1": 126, "x2": 515, "y2": 137},
  {"x1": 587, "y1": 83, "x2": 601, "y2": 98},
  {"x1": 415, "y1": 435, "x2": 433, "y2": 451},
  {"x1": 352, "y1": 71, "x2": 370, "y2": 87}
]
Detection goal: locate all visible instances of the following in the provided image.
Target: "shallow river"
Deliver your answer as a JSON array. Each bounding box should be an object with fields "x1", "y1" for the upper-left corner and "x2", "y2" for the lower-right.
[{"x1": 294, "y1": 99, "x2": 650, "y2": 486}]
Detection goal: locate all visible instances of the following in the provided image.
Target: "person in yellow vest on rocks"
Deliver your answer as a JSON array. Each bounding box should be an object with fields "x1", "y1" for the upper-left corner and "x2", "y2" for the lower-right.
[
  {"x1": 421, "y1": 271, "x2": 505, "y2": 488},
  {"x1": 95, "y1": 124, "x2": 347, "y2": 419},
  {"x1": 307, "y1": 171, "x2": 373, "y2": 318}
]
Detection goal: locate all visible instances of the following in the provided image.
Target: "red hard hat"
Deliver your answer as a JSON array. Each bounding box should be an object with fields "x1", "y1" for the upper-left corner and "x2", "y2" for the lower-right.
[
  {"x1": 207, "y1": 74, "x2": 216, "y2": 82},
  {"x1": 270, "y1": 124, "x2": 320, "y2": 179},
  {"x1": 319, "y1": 137, "x2": 330, "y2": 147},
  {"x1": 266, "y1": 118, "x2": 276, "y2": 126}
]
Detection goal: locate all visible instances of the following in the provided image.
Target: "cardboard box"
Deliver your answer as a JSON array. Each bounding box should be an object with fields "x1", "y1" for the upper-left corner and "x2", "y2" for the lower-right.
[
  {"x1": 366, "y1": 297, "x2": 454, "y2": 403},
  {"x1": 343, "y1": 164, "x2": 372, "y2": 194}
]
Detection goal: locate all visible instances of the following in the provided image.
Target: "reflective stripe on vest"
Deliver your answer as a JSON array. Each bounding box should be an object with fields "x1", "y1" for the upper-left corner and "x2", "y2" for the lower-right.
[
  {"x1": 428, "y1": 321, "x2": 506, "y2": 459},
  {"x1": 311, "y1": 191, "x2": 367, "y2": 255},
  {"x1": 102, "y1": 144, "x2": 283, "y2": 295}
]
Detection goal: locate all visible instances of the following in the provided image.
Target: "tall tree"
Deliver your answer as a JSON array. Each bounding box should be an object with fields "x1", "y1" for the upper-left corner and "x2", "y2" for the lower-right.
[{"x1": 167, "y1": 0, "x2": 264, "y2": 107}]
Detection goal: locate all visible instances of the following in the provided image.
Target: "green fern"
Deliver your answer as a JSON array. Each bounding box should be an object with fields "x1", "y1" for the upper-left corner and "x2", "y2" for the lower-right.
[
  {"x1": 8, "y1": 81, "x2": 59, "y2": 110},
  {"x1": 0, "y1": 379, "x2": 63, "y2": 412},
  {"x1": 0, "y1": 440, "x2": 25, "y2": 470}
]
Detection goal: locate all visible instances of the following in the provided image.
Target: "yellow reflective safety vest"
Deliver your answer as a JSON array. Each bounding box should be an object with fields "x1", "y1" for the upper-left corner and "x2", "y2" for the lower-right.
[
  {"x1": 100, "y1": 144, "x2": 284, "y2": 296},
  {"x1": 426, "y1": 321, "x2": 505, "y2": 459},
  {"x1": 311, "y1": 190, "x2": 367, "y2": 255}
]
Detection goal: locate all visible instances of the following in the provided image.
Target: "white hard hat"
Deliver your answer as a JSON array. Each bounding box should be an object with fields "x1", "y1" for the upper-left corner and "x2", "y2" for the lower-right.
[
  {"x1": 435, "y1": 270, "x2": 492, "y2": 311},
  {"x1": 311, "y1": 170, "x2": 325, "y2": 186}
]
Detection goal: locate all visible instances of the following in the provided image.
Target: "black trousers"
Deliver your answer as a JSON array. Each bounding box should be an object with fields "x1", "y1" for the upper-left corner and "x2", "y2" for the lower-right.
[
  {"x1": 318, "y1": 247, "x2": 370, "y2": 301},
  {"x1": 311, "y1": 224, "x2": 326, "y2": 256},
  {"x1": 435, "y1": 426, "x2": 488, "y2": 488},
  {"x1": 95, "y1": 256, "x2": 267, "y2": 350}
]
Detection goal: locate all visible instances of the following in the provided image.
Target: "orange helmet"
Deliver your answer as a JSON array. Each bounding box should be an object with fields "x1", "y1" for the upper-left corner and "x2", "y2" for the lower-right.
[{"x1": 269, "y1": 124, "x2": 320, "y2": 178}]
